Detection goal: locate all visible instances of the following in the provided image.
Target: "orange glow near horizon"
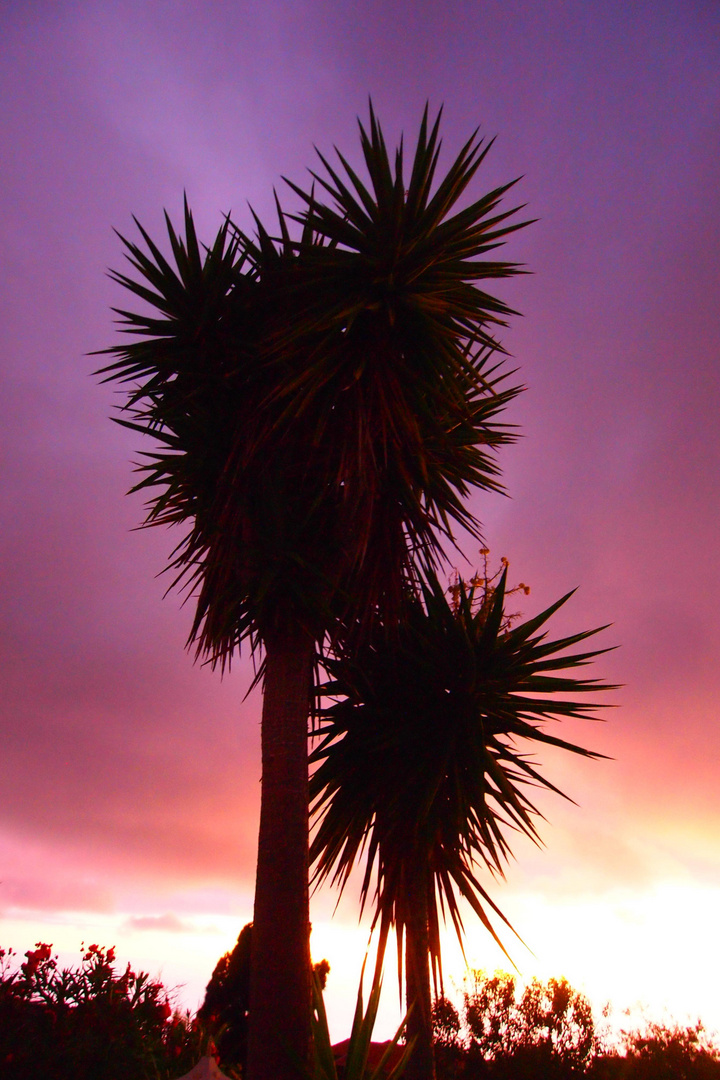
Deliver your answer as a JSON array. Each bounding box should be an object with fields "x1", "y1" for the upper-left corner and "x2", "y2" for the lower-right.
[
  {"x1": 312, "y1": 881, "x2": 720, "y2": 1042},
  {"x1": 3, "y1": 878, "x2": 718, "y2": 1045}
]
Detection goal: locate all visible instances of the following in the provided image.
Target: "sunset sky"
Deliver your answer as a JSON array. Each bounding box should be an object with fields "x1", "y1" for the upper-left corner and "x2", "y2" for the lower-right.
[{"x1": 2, "y1": 0, "x2": 719, "y2": 1043}]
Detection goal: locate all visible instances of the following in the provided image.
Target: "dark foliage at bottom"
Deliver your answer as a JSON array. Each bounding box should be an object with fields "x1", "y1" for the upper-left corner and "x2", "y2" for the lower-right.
[
  {"x1": 198, "y1": 922, "x2": 253, "y2": 1074},
  {"x1": 0, "y1": 943, "x2": 204, "y2": 1080},
  {"x1": 197, "y1": 922, "x2": 330, "y2": 1077},
  {"x1": 2, "y1": 942, "x2": 718, "y2": 1080},
  {"x1": 432, "y1": 972, "x2": 720, "y2": 1080}
]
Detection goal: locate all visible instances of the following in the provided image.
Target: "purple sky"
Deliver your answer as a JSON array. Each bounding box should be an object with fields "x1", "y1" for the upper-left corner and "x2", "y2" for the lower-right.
[{"x1": 2, "y1": 0, "x2": 719, "y2": 1038}]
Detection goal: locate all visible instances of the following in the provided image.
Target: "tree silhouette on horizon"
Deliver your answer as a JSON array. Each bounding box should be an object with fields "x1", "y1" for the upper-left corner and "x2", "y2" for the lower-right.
[{"x1": 98, "y1": 104, "x2": 528, "y2": 1080}]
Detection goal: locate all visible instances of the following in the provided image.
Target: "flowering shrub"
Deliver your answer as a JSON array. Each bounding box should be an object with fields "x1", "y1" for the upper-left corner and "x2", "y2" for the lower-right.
[{"x1": 0, "y1": 942, "x2": 205, "y2": 1080}]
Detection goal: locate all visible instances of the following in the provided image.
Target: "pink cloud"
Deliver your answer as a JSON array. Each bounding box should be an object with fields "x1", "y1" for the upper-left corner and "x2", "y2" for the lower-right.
[{"x1": 122, "y1": 913, "x2": 196, "y2": 934}]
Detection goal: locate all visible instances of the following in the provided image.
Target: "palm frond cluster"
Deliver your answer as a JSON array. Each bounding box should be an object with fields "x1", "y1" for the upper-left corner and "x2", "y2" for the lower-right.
[
  {"x1": 310, "y1": 568, "x2": 615, "y2": 987},
  {"x1": 97, "y1": 105, "x2": 526, "y2": 662}
]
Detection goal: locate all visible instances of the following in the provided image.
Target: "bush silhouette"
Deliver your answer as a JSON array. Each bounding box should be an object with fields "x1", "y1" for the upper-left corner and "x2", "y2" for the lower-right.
[
  {"x1": 431, "y1": 970, "x2": 720, "y2": 1080},
  {"x1": 618, "y1": 1019, "x2": 720, "y2": 1080},
  {"x1": 3, "y1": 941, "x2": 719, "y2": 1080},
  {"x1": 0, "y1": 943, "x2": 202, "y2": 1080},
  {"x1": 198, "y1": 923, "x2": 330, "y2": 1075},
  {"x1": 198, "y1": 924, "x2": 253, "y2": 1074},
  {"x1": 458, "y1": 970, "x2": 595, "y2": 1078}
]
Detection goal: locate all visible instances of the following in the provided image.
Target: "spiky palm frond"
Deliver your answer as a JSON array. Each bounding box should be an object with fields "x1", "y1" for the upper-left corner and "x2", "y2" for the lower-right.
[
  {"x1": 273, "y1": 103, "x2": 530, "y2": 626},
  {"x1": 310, "y1": 569, "x2": 616, "y2": 989},
  {"x1": 96, "y1": 105, "x2": 527, "y2": 663}
]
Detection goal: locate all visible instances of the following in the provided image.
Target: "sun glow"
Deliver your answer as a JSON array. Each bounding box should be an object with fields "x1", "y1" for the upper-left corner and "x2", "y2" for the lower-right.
[
  {"x1": 311, "y1": 880, "x2": 720, "y2": 1042},
  {"x1": 2, "y1": 880, "x2": 718, "y2": 1045},
  {"x1": 452, "y1": 882, "x2": 720, "y2": 1036}
]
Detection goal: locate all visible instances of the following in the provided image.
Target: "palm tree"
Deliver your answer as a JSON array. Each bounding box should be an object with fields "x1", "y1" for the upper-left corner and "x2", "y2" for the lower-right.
[
  {"x1": 310, "y1": 565, "x2": 615, "y2": 1080},
  {"x1": 97, "y1": 106, "x2": 527, "y2": 1080}
]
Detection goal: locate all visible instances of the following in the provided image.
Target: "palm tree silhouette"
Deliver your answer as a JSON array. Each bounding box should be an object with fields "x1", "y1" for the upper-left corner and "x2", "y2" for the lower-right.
[
  {"x1": 310, "y1": 565, "x2": 614, "y2": 1079},
  {"x1": 97, "y1": 106, "x2": 526, "y2": 1080}
]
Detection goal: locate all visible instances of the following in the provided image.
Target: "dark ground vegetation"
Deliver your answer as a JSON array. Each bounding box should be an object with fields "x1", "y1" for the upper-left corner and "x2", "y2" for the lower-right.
[
  {"x1": 197, "y1": 930, "x2": 720, "y2": 1080},
  {"x1": 430, "y1": 969, "x2": 720, "y2": 1080},
  {"x1": 0, "y1": 943, "x2": 204, "y2": 1080},
  {"x1": 2, "y1": 938, "x2": 718, "y2": 1080}
]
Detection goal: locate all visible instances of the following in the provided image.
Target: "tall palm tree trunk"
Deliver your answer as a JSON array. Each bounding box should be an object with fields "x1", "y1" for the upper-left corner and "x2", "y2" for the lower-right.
[
  {"x1": 404, "y1": 869, "x2": 436, "y2": 1080},
  {"x1": 246, "y1": 623, "x2": 315, "y2": 1080}
]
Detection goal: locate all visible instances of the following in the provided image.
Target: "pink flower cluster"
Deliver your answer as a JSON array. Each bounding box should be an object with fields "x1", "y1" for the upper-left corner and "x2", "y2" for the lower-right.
[{"x1": 20, "y1": 942, "x2": 55, "y2": 979}]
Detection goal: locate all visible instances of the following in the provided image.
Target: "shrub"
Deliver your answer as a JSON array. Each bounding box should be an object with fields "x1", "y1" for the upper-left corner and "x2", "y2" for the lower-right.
[
  {"x1": 618, "y1": 1019, "x2": 720, "y2": 1080},
  {"x1": 0, "y1": 942, "x2": 204, "y2": 1080},
  {"x1": 198, "y1": 922, "x2": 331, "y2": 1076},
  {"x1": 432, "y1": 971, "x2": 720, "y2": 1080},
  {"x1": 441, "y1": 970, "x2": 597, "y2": 1078}
]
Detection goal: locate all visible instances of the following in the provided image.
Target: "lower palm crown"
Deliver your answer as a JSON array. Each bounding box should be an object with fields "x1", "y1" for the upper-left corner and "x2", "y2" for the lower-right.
[{"x1": 310, "y1": 567, "x2": 615, "y2": 983}]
